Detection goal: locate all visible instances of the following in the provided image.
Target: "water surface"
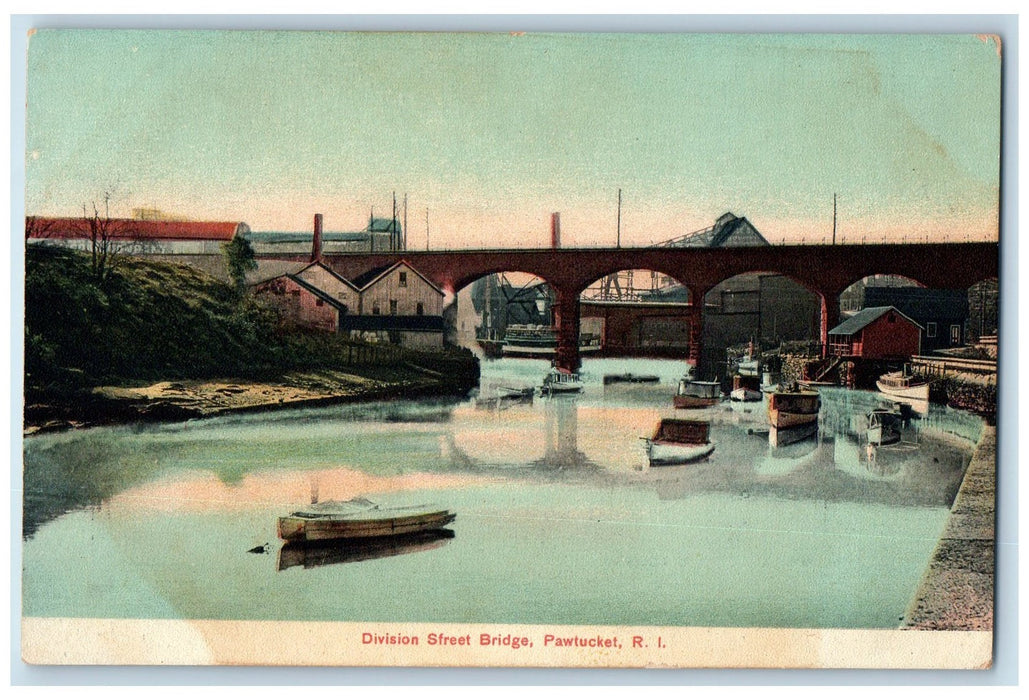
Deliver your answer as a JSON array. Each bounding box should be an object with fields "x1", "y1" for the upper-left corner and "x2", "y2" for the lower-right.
[{"x1": 22, "y1": 357, "x2": 981, "y2": 629}]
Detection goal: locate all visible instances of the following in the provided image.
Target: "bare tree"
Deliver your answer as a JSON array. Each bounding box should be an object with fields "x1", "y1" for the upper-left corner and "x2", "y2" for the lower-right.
[
  {"x1": 81, "y1": 191, "x2": 144, "y2": 283},
  {"x1": 24, "y1": 215, "x2": 58, "y2": 241}
]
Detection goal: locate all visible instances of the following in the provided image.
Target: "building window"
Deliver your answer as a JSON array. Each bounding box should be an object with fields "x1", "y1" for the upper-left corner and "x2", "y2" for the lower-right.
[
  {"x1": 926, "y1": 322, "x2": 937, "y2": 338},
  {"x1": 416, "y1": 302, "x2": 424, "y2": 316},
  {"x1": 399, "y1": 272, "x2": 407, "y2": 287},
  {"x1": 390, "y1": 300, "x2": 398, "y2": 316},
  {"x1": 951, "y1": 324, "x2": 961, "y2": 345},
  {"x1": 372, "y1": 302, "x2": 380, "y2": 315}
]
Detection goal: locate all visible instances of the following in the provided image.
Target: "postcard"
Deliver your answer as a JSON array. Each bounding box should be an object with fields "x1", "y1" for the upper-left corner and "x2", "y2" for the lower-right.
[{"x1": 19, "y1": 28, "x2": 1000, "y2": 670}]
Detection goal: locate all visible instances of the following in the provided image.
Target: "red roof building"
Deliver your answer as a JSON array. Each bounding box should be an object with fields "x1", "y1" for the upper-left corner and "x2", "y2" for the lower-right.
[
  {"x1": 26, "y1": 216, "x2": 248, "y2": 242},
  {"x1": 827, "y1": 306, "x2": 922, "y2": 360}
]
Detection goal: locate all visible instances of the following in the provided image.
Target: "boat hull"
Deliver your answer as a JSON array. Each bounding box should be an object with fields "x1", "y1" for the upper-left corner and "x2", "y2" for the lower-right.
[
  {"x1": 278, "y1": 509, "x2": 456, "y2": 543},
  {"x1": 647, "y1": 440, "x2": 716, "y2": 466},
  {"x1": 769, "y1": 422, "x2": 818, "y2": 447},
  {"x1": 673, "y1": 395, "x2": 719, "y2": 409},
  {"x1": 767, "y1": 392, "x2": 821, "y2": 430},
  {"x1": 876, "y1": 379, "x2": 929, "y2": 403},
  {"x1": 603, "y1": 373, "x2": 660, "y2": 385}
]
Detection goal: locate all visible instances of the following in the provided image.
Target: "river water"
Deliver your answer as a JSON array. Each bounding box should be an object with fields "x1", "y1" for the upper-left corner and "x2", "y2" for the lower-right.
[{"x1": 21, "y1": 357, "x2": 983, "y2": 629}]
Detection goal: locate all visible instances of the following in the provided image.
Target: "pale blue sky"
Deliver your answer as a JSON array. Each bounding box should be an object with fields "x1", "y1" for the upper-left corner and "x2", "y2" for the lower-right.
[{"x1": 25, "y1": 30, "x2": 1001, "y2": 248}]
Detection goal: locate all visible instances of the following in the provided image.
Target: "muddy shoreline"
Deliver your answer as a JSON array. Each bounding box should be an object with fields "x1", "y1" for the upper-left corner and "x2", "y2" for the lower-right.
[{"x1": 23, "y1": 369, "x2": 477, "y2": 435}]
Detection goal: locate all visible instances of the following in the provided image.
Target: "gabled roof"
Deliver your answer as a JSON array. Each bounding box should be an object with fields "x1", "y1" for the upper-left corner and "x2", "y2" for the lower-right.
[
  {"x1": 367, "y1": 217, "x2": 402, "y2": 233},
  {"x1": 248, "y1": 261, "x2": 359, "y2": 292},
  {"x1": 828, "y1": 306, "x2": 923, "y2": 336},
  {"x1": 294, "y1": 261, "x2": 361, "y2": 292},
  {"x1": 26, "y1": 216, "x2": 246, "y2": 241},
  {"x1": 662, "y1": 212, "x2": 770, "y2": 249},
  {"x1": 247, "y1": 260, "x2": 312, "y2": 286},
  {"x1": 351, "y1": 260, "x2": 443, "y2": 295},
  {"x1": 287, "y1": 275, "x2": 351, "y2": 313}
]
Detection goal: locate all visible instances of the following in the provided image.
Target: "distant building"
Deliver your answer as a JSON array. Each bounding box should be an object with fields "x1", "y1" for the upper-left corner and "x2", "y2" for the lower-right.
[
  {"x1": 346, "y1": 261, "x2": 445, "y2": 349},
  {"x1": 245, "y1": 216, "x2": 404, "y2": 256},
  {"x1": 639, "y1": 213, "x2": 820, "y2": 371},
  {"x1": 860, "y1": 287, "x2": 968, "y2": 353},
  {"x1": 249, "y1": 259, "x2": 445, "y2": 348},
  {"x1": 250, "y1": 261, "x2": 360, "y2": 333},
  {"x1": 25, "y1": 215, "x2": 250, "y2": 279},
  {"x1": 827, "y1": 306, "x2": 922, "y2": 360}
]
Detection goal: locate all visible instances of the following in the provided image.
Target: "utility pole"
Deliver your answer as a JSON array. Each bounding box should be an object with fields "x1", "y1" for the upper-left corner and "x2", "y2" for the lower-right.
[
  {"x1": 392, "y1": 191, "x2": 398, "y2": 252},
  {"x1": 617, "y1": 188, "x2": 622, "y2": 248},
  {"x1": 425, "y1": 208, "x2": 430, "y2": 251},
  {"x1": 403, "y1": 193, "x2": 408, "y2": 251},
  {"x1": 832, "y1": 193, "x2": 837, "y2": 245}
]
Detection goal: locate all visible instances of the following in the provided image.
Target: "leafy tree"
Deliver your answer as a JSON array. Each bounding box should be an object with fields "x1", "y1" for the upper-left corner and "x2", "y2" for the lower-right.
[{"x1": 222, "y1": 235, "x2": 258, "y2": 294}]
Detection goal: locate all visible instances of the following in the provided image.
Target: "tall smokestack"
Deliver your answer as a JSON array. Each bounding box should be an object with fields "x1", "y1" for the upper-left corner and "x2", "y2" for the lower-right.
[
  {"x1": 551, "y1": 212, "x2": 561, "y2": 249},
  {"x1": 312, "y1": 213, "x2": 323, "y2": 263}
]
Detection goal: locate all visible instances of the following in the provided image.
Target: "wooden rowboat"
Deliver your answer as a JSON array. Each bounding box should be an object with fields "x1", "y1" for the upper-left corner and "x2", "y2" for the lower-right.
[
  {"x1": 767, "y1": 389, "x2": 821, "y2": 430},
  {"x1": 278, "y1": 498, "x2": 456, "y2": 542},
  {"x1": 644, "y1": 418, "x2": 715, "y2": 466}
]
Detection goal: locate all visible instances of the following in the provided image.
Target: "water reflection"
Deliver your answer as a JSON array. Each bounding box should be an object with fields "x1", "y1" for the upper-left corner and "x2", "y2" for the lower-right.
[
  {"x1": 277, "y1": 529, "x2": 455, "y2": 571},
  {"x1": 21, "y1": 357, "x2": 987, "y2": 629}
]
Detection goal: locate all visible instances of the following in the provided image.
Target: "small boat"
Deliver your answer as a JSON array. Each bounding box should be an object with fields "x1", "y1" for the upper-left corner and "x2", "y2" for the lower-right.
[
  {"x1": 769, "y1": 422, "x2": 818, "y2": 448},
  {"x1": 867, "y1": 408, "x2": 903, "y2": 446},
  {"x1": 673, "y1": 378, "x2": 722, "y2": 409},
  {"x1": 603, "y1": 373, "x2": 660, "y2": 385},
  {"x1": 737, "y1": 357, "x2": 761, "y2": 378},
  {"x1": 729, "y1": 387, "x2": 763, "y2": 402},
  {"x1": 539, "y1": 368, "x2": 584, "y2": 395},
  {"x1": 277, "y1": 529, "x2": 455, "y2": 570},
  {"x1": 767, "y1": 388, "x2": 821, "y2": 430},
  {"x1": 502, "y1": 324, "x2": 602, "y2": 358},
  {"x1": 475, "y1": 386, "x2": 534, "y2": 409},
  {"x1": 876, "y1": 370, "x2": 929, "y2": 404},
  {"x1": 644, "y1": 418, "x2": 715, "y2": 466},
  {"x1": 798, "y1": 379, "x2": 835, "y2": 389},
  {"x1": 277, "y1": 498, "x2": 456, "y2": 543}
]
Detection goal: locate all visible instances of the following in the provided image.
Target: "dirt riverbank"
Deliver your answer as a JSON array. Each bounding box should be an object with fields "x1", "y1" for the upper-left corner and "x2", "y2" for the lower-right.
[{"x1": 24, "y1": 367, "x2": 476, "y2": 435}]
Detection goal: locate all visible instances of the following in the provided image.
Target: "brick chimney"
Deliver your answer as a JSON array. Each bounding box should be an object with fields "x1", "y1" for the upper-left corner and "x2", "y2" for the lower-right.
[
  {"x1": 551, "y1": 212, "x2": 561, "y2": 249},
  {"x1": 312, "y1": 213, "x2": 323, "y2": 263}
]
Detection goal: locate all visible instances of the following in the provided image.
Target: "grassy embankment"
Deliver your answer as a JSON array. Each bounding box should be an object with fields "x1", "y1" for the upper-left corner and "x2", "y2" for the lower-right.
[{"x1": 24, "y1": 245, "x2": 479, "y2": 431}]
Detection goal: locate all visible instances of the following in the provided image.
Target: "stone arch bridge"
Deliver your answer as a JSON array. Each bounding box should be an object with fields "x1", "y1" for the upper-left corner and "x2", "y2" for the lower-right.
[{"x1": 294, "y1": 242, "x2": 997, "y2": 372}]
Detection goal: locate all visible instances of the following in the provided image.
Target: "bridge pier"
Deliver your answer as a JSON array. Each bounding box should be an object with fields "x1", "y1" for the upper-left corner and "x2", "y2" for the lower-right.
[
  {"x1": 687, "y1": 285, "x2": 711, "y2": 373},
  {"x1": 818, "y1": 289, "x2": 843, "y2": 358},
  {"x1": 553, "y1": 288, "x2": 582, "y2": 373}
]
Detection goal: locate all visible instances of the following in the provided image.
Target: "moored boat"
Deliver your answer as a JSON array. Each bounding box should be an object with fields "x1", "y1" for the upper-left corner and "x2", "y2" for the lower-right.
[
  {"x1": 768, "y1": 422, "x2": 818, "y2": 448},
  {"x1": 502, "y1": 324, "x2": 602, "y2": 358},
  {"x1": 729, "y1": 387, "x2": 763, "y2": 402},
  {"x1": 277, "y1": 498, "x2": 456, "y2": 543},
  {"x1": 475, "y1": 386, "x2": 534, "y2": 409},
  {"x1": 673, "y1": 377, "x2": 722, "y2": 409},
  {"x1": 767, "y1": 389, "x2": 821, "y2": 430},
  {"x1": 603, "y1": 373, "x2": 660, "y2": 385},
  {"x1": 876, "y1": 370, "x2": 929, "y2": 404},
  {"x1": 866, "y1": 408, "x2": 903, "y2": 446},
  {"x1": 644, "y1": 418, "x2": 715, "y2": 466},
  {"x1": 539, "y1": 367, "x2": 584, "y2": 395}
]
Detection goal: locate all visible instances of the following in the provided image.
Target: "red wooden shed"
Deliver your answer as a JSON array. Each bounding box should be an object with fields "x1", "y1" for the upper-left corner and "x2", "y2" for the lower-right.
[{"x1": 827, "y1": 306, "x2": 922, "y2": 360}]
